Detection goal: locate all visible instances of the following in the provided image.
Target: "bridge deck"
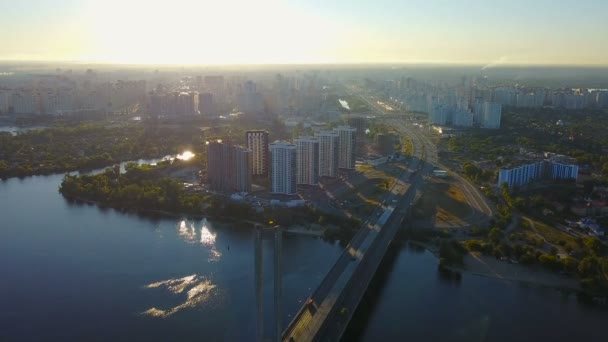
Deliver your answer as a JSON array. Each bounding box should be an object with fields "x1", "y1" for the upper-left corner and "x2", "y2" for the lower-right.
[{"x1": 283, "y1": 124, "x2": 429, "y2": 342}]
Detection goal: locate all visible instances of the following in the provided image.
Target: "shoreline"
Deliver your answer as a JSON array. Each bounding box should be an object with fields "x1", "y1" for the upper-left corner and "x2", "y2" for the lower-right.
[
  {"x1": 405, "y1": 240, "x2": 581, "y2": 292},
  {"x1": 63, "y1": 194, "x2": 325, "y2": 238}
]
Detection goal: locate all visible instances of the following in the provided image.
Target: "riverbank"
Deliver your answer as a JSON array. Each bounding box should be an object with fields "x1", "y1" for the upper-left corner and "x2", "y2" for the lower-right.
[
  {"x1": 407, "y1": 240, "x2": 581, "y2": 291},
  {"x1": 453, "y1": 253, "x2": 580, "y2": 290},
  {"x1": 65, "y1": 194, "x2": 327, "y2": 239}
]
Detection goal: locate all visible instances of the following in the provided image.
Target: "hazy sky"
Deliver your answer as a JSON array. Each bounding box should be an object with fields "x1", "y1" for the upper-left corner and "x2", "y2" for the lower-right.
[{"x1": 1, "y1": 0, "x2": 607, "y2": 65}]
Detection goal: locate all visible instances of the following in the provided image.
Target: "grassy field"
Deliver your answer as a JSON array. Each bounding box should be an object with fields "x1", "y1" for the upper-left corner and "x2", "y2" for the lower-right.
[
  {"x1": 413, "y1": 181, "x2": 471, "y2": 226},
  {"x1": 402, "y1": 136, "x2": 413, "y2": 156},
  {"x1": 327, "y1": 163, "x2": 406, "y2": 219},
  {"x1": 518, "y1": 218, "x2": 583, "y2": 253}
]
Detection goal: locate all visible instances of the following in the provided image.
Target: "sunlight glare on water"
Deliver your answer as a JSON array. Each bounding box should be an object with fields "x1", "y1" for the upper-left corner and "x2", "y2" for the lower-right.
[
  {"x1": 178, "y1": 220, "x2": 197, "y2": 242},
  {"x1": 177, "y1": 220, "x2": 221, "y2": 262},
  {"x1": 142, "y1": 275, "x2": 217, "y2": 318},
  {"x1": 201, "y1": 221, "x2": 222, "y2": 262},
  {"x1": 175, "y1": 151, "x2": 195, "y2": 161}
]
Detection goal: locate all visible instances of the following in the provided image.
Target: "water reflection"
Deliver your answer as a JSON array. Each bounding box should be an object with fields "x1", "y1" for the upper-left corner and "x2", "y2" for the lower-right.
[
  {"x1": 175, "y1": 151, "x2": 195, "y2": 161},
  {"x1": 177, "y1": 220, "x2": 221, "y2": 262},
  {"x1": 178, "y1": 220, "x2": 197, "y2": 242},
  {"x1": 142, "y1": 274, "x2": 217, "y2": 318}
]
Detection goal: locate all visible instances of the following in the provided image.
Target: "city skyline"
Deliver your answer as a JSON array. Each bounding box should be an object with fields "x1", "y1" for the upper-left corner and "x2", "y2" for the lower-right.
[{"x1": 2, "y1": 0, "x2": 608, "y2": 66}]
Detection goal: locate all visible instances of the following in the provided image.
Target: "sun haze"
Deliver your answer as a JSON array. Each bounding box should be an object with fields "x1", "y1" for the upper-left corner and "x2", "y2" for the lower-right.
[{"x1": 1, "y1": 0, "x2": 608, "y2": 65}]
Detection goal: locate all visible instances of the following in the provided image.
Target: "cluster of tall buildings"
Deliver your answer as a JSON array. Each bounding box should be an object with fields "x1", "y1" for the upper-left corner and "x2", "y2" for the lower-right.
[
  {"x1": 378, "y1": 76, "x2": 608, "y2": 131},
  {"x1": 148, "y1": 92, "x2": 200, "y2": 117},
  {"x1": 205, "y1": 126, "x2": 357, "y2": 196},
  {"x1": 148, "y1": 91, "x2": 216, "y2": 117},
  {"x1": 493, "y1": 87, "x2": 608, "y2": 110},
  {"x1": 428, "y1": 97, "x2": 501, "y2": 129},
  {"x1": 497, "y1": 154, "x2": 579, "y2": 189},
  {"x1": 1, "y1": 70, "x2": 331, "y2": 121},
  {"x1": 268, "y1": 126, "x2": 356, "y2": 195}
]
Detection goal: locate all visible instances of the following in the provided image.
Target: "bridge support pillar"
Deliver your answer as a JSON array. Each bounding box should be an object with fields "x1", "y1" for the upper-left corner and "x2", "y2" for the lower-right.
[{"x1": 274, "y1": 227, "x2": 282, "y2": 342}]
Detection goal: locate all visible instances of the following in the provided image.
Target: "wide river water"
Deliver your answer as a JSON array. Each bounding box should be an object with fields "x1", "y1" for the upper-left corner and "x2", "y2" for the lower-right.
[{"x1": 1, "y1": 167, "x2": 607, "y2": 341}]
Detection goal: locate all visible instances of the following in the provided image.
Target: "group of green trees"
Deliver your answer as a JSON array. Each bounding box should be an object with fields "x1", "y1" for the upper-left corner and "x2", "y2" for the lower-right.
[
  {"x1": 60, "y1": 163, "x2": 208, "y2": 215},
  {"x1": 438, "y1": 239, "x2": 467, "y2": 267},
  {"x1": 461, "y1": 162, "x2": 496, "y2": 183},
  {"x1": 0, "y1": 123, "x2": 203, "y2": 179}
]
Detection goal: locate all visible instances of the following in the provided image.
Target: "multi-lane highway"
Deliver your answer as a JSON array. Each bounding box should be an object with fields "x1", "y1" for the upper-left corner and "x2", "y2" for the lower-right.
[
  {"x1": 282, "y1": 90, "x2": 493, "y2": 341},
  {"x1": 282, "y1": 98, "x2": 437, "y2": 341},
  {"x1": 357, "y1": 89, "x2": 493, "y2": 225}
]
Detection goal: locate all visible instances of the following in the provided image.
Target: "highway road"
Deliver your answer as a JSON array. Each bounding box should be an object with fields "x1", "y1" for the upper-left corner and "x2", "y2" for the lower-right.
[
  {"x1": 282, "y1": 96, "x2": 435, "y2": 341},
  {"x1": 283, "y1": 90, "x2": 494, "y2": 341}
]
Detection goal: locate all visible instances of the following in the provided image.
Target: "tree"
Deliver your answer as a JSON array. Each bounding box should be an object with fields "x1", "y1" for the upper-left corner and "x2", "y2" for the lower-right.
[
  {"x1": 578, "y1": 256, "x2": 599, "y2": 278},
  {"x1": 560, "y1": 257, "x2": 579, "y2": 273},
  {"x1": 584, "y1": 237, "x2": 604, "y2": 256},
  {"x1": 501, "y1": 182, "x2": 513, "y2": 207},
  {"x1": 512, "y1": 197, "x2": 525, "y2": 210},
  {"x1": 465, "y1": 240, "x2": 484, "y2": 252},
  {"x1": 488, "y1": 227, "x2": 502, "y2": 244},
  {"x1": 462, "y1": 162, "x2": 481, "y2": 180}
]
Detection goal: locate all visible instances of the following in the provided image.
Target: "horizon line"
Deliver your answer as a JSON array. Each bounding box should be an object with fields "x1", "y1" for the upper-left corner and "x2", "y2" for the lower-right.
[{"x1": 1, "y1": 59, "x2": 608, "y2": 69}]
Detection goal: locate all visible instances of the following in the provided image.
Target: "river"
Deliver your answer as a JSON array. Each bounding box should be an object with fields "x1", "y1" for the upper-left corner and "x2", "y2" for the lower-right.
[{"x1": 1, "y1": 168, "x2": 607, "y2": 341}]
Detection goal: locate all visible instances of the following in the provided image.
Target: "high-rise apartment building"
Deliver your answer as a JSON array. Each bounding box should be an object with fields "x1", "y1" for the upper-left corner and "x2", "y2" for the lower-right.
[
  {"x1": 206, "y1": 141, "x2": 252, "y2": 193},
  {"x1": 315, "y1": 130, "x2": 340, "y2": 178},
  {"x1": 481, "y1": 102, "x2": 502, "y2": 129},
  {"x1": 232, "y1": 146, "x2": 252, "y2": 193},
  {"x1": 246, "y1": 130, "x2": 270, "y2": 177},
  {"x1": 238, "y1": 80, "x2": 264, "y2": 114},
  {"x1": 295, "y1": 136, "x2": 319, "y2": 186},
  {"x1": 198, "y1": 93, "x2": 215, "y2": 116},
  {"x1": 207, "y1": 141, "x2": 233, "y2": 192},
  {"x1": 270, "y1": 141, "x2": 297, "y2": 195},
  {"x1": 0, "y1": 89, "x2": 11, "y2": 114},
  {"x1": 334, "y1": 126, "x2": 357, "y2": 170},
  {"x1": 346, "y1": 116, "x2": 367, "y2": 157}
]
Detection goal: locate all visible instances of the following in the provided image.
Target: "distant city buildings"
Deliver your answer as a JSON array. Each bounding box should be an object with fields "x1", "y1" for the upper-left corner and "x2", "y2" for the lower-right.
[
  {"x1": 428, "y1": 97, "x2": 499, "y2": 129},
  {"x1": 0, "y1": 89, "x2": 9, "y2": 114},
  {"x1": 384, "y1": 77, "x2": 608, "y2": 131},
  {"x1": 452, "y1": 108, "x2": 474, "y2": 127},
  {"x1": 238, "y1": 80, "x2": 264, "y2": 114},
  {"x1": 295, "y1": 136, "x2": 319, "y2": 186},
  {"x1": 334, "y1": 126, "x2": 357, "y2": 169},
  {"x1": 270, "y1": 141, "x2": 297, "y2": 195},
  {"x1": 315, "y1": 131, "x2": 340, "y2": 178},
  {"x1": 246, "y1": 130, "x2": 270, "y2": 177},
  {"x1": 198, "y1": 93, "x2": 215, "y2": 116},
  {"x1": 481, "y1": 102, "x2": 501, "y2": 129},
  {"x1": 149, "y1": 91, "x2": 199, "y2": 117}
]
